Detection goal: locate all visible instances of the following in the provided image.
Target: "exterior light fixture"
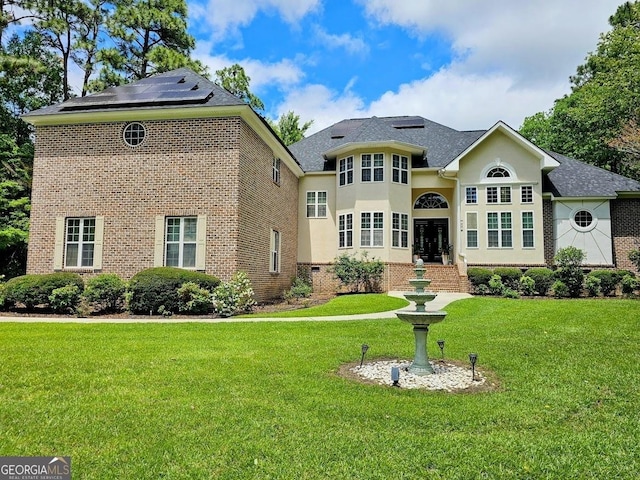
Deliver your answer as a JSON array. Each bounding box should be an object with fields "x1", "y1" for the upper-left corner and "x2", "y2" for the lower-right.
[
  {"x1": 437, "y1": 339, "x2": 445, "y2": 362},
  {"x1": 469, "y1": 353, "x2": 478, "y2": 381},
  {"x1": 391, "y1": 367, "x2": 400, "y2": 387},
  {"x1": 360, "y1": 344, "x2": 369, "y2": 367}
]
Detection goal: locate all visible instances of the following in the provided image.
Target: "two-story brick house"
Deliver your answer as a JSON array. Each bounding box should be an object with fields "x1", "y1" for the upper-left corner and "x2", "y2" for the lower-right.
[{"x1": 23, "y1": 68, "x2": 640, "y2": 299}]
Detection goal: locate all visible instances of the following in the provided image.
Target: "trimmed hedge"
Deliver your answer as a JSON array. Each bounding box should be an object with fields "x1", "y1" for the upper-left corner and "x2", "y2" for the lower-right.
[
  {"x1": 524, "y1": 268, "x2": 554, "y2": 295},
  {"x1": 587, "y1": 270, "x2": 620, "y2": 296},
  {"x1": 467, "y1": 267, "x2": 493, "y2": 290},
  {"x1": 492, "y1": 267, "x2": 523, "y2": 290},
  {"x1": 128, "y1": 267, "x2": 220, "y2": 314},
  {"x1": 3, "y1": 273, "x2": 85, "y2": 310},
  {"x1": 83, "y1": 274, "x2": 127, "y2": 313}
]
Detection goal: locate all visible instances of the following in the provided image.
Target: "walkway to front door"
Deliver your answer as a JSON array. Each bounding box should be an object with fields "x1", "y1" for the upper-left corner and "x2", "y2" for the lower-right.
[{"x1": 414, "y1": 219, "x2": 449, "y2": 263}]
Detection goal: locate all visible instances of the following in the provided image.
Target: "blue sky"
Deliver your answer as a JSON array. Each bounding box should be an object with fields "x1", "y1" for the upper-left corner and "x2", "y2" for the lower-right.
[{"x1": 187, "y1": 0, "x2": 622, "y2": 134}]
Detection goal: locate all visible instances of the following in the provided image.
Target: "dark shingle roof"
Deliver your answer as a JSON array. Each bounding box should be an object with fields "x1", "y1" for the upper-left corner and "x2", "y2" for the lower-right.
[
  {"x1": 24, "y1": 68, "x2": 244, "y2": 118},
  {"x1": 289, "y1": 115, "x2": 484, "y2": 172},
  {"x1": 544, "y1": 151, "x2": 640, "y2": 197}
]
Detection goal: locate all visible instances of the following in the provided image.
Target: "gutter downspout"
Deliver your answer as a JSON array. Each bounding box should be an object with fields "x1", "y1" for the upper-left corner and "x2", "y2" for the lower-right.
[{"x1": 437, "y1": 168, "x2": 467, "y2": 276}]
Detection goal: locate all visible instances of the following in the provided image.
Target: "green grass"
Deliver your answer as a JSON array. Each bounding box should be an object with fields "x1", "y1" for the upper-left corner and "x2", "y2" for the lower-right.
[
  {"x1": 1, "y1": 297, "x2": 639, "y2": 478},
  {"x1": 239, "y1": 293, "x2": 409, "y2": 318}
]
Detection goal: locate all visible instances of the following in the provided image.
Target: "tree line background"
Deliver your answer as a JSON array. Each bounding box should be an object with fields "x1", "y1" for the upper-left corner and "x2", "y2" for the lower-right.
[{"x1": 1, "y1": 0, "x2": 639, "y2": 278}]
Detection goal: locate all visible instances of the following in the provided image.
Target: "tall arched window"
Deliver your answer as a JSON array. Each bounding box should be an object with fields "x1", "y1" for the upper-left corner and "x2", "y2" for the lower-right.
[
  {"x1": 414, "y1": 193, "x2": 448, "y2": 209},
  {"x1": 487, "y1": 167, "x2": 510, "y2": 178}
]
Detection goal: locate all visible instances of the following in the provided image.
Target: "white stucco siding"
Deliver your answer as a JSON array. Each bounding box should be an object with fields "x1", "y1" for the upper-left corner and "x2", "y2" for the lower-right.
[
  {"x1": 554, "y1": 200, "x2": 613, "y2": 265},
  {"x1": 298, "y1": 174, "x2": 337, "y2": 263},
  {"x1": 457, "y1": 130, "x2": 546, "y2": 265}
]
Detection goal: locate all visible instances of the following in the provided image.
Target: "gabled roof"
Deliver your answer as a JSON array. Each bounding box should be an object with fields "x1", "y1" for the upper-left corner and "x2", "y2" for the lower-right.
[
  {"x1": 443, "y1": 121, "x2": 559, "y2": 173},
  {"x1": 544, "y1": 151, "x2": 640, "y2": 198},
  {"x1": 289, "y1": 116, "x2": 484, "y2": 172}
]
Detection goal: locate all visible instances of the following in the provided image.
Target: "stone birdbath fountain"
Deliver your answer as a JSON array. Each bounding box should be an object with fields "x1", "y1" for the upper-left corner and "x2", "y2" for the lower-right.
[{"x1": 396, "y1": 259, "x2": 447, "y2": 375}]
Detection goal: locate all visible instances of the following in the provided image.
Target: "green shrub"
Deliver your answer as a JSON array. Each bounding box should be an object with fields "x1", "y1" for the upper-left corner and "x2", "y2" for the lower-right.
[
  {"x1": 629, "y1": 249, "x2": 640, "y2": 272},
  {"x1": 621, "y1": 274, "x2": 639, "y2": 295},
  {"x1": 329, "y1": 253, "x2": 384, "y2": 293},
  {"x1": 212, "y1": 271, "x2": 256, "y2": 317},
  {"x1": 83, "y1": 274, "x2": 127, "y2": 313},
  {"x1": 554, "y1": 247, "x2": 585, "y2": 297},
  {"x1": 3, "y1": 273, "x2": 84, "y2": 310},
  {"x1": 552, "y1": 280, "x2": 569, "y2": 298},
  {"x1": 585, "y1": 275, "x2": 601, "y2": 297},
  {"x1": 177, "y1": 282, "x2": 212, "y2": 315},
  {"x1": 128, "y1": 267, "x2": 220, "y2": 314},
  {"x1": 493, "y1": 267, "x2": 523, "y2": 290},
  {"x1": 467, "y1": 267, "x2": 493, "y2": 292},
  {"x1": 49, "y1": 284, "x2": 82, "y2": 313},
  {"x1": 488, "y1": 275, "x2": 504, "y2": 296},
  {"x1": 524, "y1": 268, "x2": 554, "y2": 296},
  {"x1": 587, "y1": 270, "x2": 619, "y2": 296},
  {"x1": 283, "y1": 277, "x2": 312, "y2": 302},
  {"x1": 519, "y1": 275, "x2": 536, "y2": 296},
  {"x1": 502, "y1": 288, "x2": 520, "y2": 299}
]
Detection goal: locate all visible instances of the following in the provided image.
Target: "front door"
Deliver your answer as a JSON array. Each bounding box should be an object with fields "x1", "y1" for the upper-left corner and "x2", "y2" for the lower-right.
[{"x1": 414, "y1": 219, "x2": 449, "y2": 262}]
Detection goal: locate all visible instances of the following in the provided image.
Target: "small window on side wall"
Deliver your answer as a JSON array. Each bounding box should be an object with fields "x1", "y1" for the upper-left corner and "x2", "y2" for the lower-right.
[
  {"x1": 270, "y1": 229, "x2": 281, "y2": 273},
  {"x1": 272, "y1": 158, "x2": 281, "y2": 184},
  {"x1": 123, "y1": 122, "x2": 146, "y2": 147}
]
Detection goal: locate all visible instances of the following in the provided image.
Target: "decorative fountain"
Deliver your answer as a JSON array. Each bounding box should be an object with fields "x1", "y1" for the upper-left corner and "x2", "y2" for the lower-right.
[{"x1": 396, "y1": 259, "x2": 447, "y2": 375}]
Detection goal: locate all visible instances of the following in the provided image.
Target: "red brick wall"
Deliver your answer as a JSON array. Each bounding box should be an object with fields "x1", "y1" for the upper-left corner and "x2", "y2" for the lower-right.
[
  {"x1": 28, "y1": 116, "x2": 297, "y2": 301},
  {"x1": 611, "y1": 198, "x2": 640, "y2": 271}
]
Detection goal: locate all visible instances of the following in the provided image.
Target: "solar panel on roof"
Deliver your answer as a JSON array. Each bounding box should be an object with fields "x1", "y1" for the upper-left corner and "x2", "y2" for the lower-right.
[
  {"x1": 391, "y1": 117, "x2": 424, "y2": 129},
  {"x1": 330, "y1": 125, "x2": 353, "y2": 138},
  {"x1": 136, "y1": 75, "x2": 186, "y2": 85}
]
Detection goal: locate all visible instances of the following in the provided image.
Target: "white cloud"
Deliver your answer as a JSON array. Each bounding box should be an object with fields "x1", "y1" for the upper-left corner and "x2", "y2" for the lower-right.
[
  {"x1": 359, "y1": 0, "x2": 620, "y2": 87},
  {"x1": 192, "y1": 0, "x2": 321, "y2": 39},
  {"x1": 313, "y1": 26, "x2": 369, "y2": 55},
  {"x1": 193, "y1": 43, "x2": 306, "y2": 91}
]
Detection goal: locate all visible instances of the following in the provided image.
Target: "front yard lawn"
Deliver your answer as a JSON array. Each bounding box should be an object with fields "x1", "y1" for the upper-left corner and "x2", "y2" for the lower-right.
[
  {"x1": 0, "y1": 297, "x2": 638, "y2": 478},
  {"x1": 241, "y1": 292, "x2": 409, "y2": 318}
]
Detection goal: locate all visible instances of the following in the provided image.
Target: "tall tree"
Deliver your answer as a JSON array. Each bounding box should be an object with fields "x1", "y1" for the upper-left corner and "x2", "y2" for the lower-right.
[
  {"x1": 269, "y1": 111, "x2": 313, "y2": 146},
  {"x1": 91, "y1": 0, "x2": 205, "y2": 89},
  {"x1": 520, "y1": 1, "x2": 640, "y2": 179},
  {"x1": 215, "y1": 64, "x2": 264, "y2": 112}
]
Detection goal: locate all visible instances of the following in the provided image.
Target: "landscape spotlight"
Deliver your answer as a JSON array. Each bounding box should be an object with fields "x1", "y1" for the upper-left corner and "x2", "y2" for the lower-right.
[
  {"x1": 469, "y1": 353, "x2": 478, "y2": 381},
  {"x1": 360, "y1": 344, "x2": 370, "y2": 367},
  {"x1": 391, "y1": 367, "x2": 400, "y2": 387},
  {"x1": 437, "y1": 339, "x2": 445, "y2": 361}
]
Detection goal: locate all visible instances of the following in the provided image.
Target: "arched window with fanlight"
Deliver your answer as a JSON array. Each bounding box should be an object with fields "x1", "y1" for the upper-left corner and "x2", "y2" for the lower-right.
[
  {"x1": 414, "y1": 192, "x2": 449, "y2": 209},
  {"x1": 487, "y1": 167, "x2": 510, "y2": 178}
]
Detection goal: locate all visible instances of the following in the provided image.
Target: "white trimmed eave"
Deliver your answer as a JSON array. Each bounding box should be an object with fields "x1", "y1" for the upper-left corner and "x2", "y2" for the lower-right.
[
  {"x1": 322, "y1": 140, "x2": 424, "y2": 159},
  {"x1": 441, "y1": 121, "x2": 560, "y2": 175},
  {"x1": 23, "y1": 104, "x2": 305, "y2": 178},
  {"x1": 545, "y1": 193, "x2": 617, "y2": 201}
]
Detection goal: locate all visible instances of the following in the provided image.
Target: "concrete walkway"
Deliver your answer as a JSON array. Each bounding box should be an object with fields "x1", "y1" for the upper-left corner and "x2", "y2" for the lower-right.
[{"x1": 0, "y1": 292, "x2": 472, "y2": 324}]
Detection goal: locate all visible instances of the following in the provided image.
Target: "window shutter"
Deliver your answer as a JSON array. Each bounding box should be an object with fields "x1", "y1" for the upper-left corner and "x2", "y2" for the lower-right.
[
  {"x1": 93, "y1": 216, "x2": 104, "y2": 270},
  {"x1": 154, "y1": 215, "x2": 165, "y2": 267},
  {"x1": 53, "y1": 217, "x2": 65, "y2": 270},
  {"x1": 195, "y1": 214, "x2": 207, "y2": 270}
]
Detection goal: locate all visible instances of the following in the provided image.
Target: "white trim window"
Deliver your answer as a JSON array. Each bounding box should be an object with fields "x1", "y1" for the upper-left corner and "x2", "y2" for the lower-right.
[
  {"x1": 339, "y1": 156, "x2": 354, "y2": 186},
  {"x1": 338, "y1": 213, "x2": 353, "y2": 248},
  {"x1": 361, "y1": 212, "x2": 384, "y2": 247},
  {"x1": 487, "y1": 186, "x2": 511, "y2": 204},
  {"x1": 272, "y1": 157, "x2": 281, "y2": 184},
  {"x1": 488, "y1": 212, "x2": 512, "y2": 248},
  {"x1": 306, "y1": 191, "x2": 327, "y2": 218},
  {"x1": 392, "y1": 154, "x2": 408, "y2": 184},
  {"x1": 521, "y1": 185, "x2": 533, "y2": 204},
  {"x1": 165, "y1": 217, "x2": 197, "y2": 268},
  {"x1": 392, "y1": 213, "x2": 409, "y2": 248},
  {"x1": 65, "y1": 217, "x2": 96, "y2": 267},
  {"x1": 270, "y1": 229, "x2": 281, "y2": 273},
  {"x1": 123, "y1": 122, "x2": 145, "y2": 147},
  {"x1": 361, "y1": 153, "x2": 384, "y2": 182},
  {"x1": 466, "y1": 212, "x2": 478, "y2": 248},
  {"x1": 465, "y1": 186, "x2": 477, "y2": 204},
  {"x1": 522, "y1": 211, "x2": 534, "y2": 248}
]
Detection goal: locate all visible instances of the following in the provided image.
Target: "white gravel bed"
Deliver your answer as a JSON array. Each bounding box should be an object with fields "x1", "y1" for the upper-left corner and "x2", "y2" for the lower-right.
[{"x1": 350, "y1": 359, "x2": 485, "y2": 391}]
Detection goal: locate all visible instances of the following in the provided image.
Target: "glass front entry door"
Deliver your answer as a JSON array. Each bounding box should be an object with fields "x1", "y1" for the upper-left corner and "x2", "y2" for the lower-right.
[{"x1": 414, "y1": 219, "x2": 449, "y2": 262}]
